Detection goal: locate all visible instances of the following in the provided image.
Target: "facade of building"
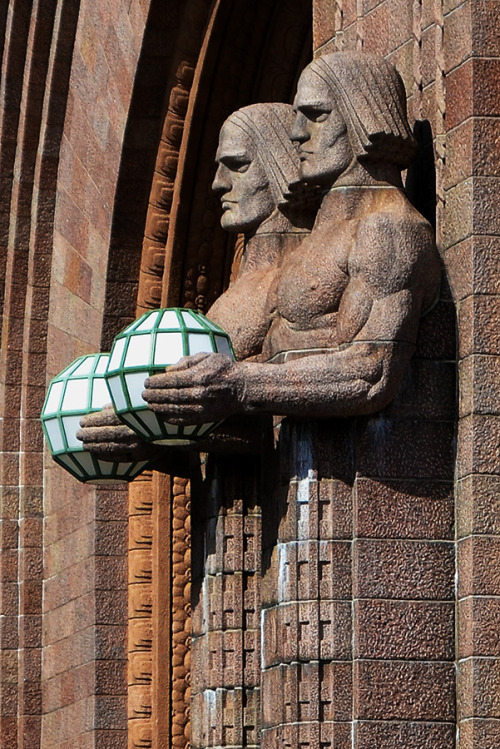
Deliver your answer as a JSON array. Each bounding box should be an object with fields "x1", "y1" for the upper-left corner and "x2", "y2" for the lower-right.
[{"x1": 0, "y1": 0, "x2": 498, "y2": 747}]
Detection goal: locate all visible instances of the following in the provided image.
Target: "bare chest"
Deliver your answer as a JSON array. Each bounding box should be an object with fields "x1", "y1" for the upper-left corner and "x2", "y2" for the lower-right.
[{"x1": 274, "y1": 226, "x2": 354, "y2": 327}]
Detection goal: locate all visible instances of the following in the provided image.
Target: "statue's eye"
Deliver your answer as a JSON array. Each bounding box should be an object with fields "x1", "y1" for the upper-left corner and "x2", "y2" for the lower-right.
[
  {"x1": 301, "y1": 107, "x2": 330, "y2": 123},
  {"x1": 223, "y1": 157, "x2": 251, "y2": 173}
]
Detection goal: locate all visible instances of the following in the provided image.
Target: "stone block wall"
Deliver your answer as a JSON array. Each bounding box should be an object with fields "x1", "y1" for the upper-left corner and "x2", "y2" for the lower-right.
[
  {"x1": 0, "y1": 0, "x2": 498, "y2": 747},
  {"x1": 313, "y1": 1, "x2": 500, "y2": 746}
]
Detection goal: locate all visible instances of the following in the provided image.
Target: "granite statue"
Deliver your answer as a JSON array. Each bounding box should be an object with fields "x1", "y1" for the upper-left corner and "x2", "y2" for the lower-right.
[
  {"x1": 78, "y1": 102, "x2": 312, "y2": 456},
  {"x1": 141, "y1": 52, "x2": 440, "y2": 425}
]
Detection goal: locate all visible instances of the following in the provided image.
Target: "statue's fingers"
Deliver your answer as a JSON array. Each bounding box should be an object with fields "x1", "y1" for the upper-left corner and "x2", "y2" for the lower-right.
[
  {"x1": 142, "y1": 386, "x2": 206, "y2": 405},
  {"x1": 79, "y1": 404, "x2": 119, "y2": 428},
  {"x1": 145, "y1": 353, "x2": 223, "y2": 389},
  {"x1": 164, "y1": 352, "x2": 211, "y2": 372},
  {"x1": 76, "y1": 423, "x2": 136, "y2": 444},
  {"x1": 82, "y1": 442, "x2": 143, "y2": 461},
  {"x1": 147, "y1": 400, "x2": 206, "y2": 419}
]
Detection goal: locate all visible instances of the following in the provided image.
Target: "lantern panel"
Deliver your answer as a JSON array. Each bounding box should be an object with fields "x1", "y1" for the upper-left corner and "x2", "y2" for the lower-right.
[
  {"x1": 108, "y1": 337, "x2": 126, "y2": 371},
  {"x1": 61, "y1": 379, "x2": 89, "y2": 411},
  {"x1": 91, "y1": 378, "x2": 109, "y2": 408},
  {"x1": 159, "y1": 309, "x2": 179, "y2": 328},
  {"x1": 62, "y1": 415, "x2": 83, "y2": 449},
  {"x1": 124, "y1": 372, "x2": 148, "y2": 408},
  {"x1": 181, "y1": 309, "x2": 204, "y2": 329},
  {"x1": 120, "y1": 411, "x2": 150, "y2": 438},
  {"x1": 106, "y1": 375, "x2": 128, "y2": 411},
  {"x1": 125, "y1": 334, "x2": 151, "y2": 368},
  {"x1": 154, "y1": 332, "x2": 184, "y2": 365},
  {"x1": 116, "y1": 462, "x2": 133, "y2": 476},
  {"x1": 188, "y1": 333, "x2": 213, "y2": 356},
  {"x1": 134, "y1": 409, "x2": 163, "y2": 437},
  {"x1": 197, "y1": 421, "x2": 217, "y2": 436},
  {"x1": 55, "y1": 453, "x2": 86, "y2": 479},
  {"x1": 215, "y1": 335, "x2": 232, "y2": 356},
  {"x1": 72, "y1": 358, "x2": 94, "y2": 376},
  {"x1": 77, "y1": 451, "x2": 96, "y2": 473},
  {"x1": 136, "y1": 310, "x2": 161, "y2": 331},
  {"x1": 45, "y1": 381, "x2": 64, "y2": 414},
  {"x1": 44, "y1": 417, "x2": 65, "y2": 452},
  {"x1": 95, "y1": 356, "x2": 108, "y2": 375}
]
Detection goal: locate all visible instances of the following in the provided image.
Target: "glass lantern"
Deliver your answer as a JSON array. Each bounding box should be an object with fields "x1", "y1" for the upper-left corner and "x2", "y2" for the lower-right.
[
  {"x1": 41, "y1": 353, "x2": 151, "y2": 483},
  {"x1": 105, "y1": 307, "x2": 235, "y2": 445}
]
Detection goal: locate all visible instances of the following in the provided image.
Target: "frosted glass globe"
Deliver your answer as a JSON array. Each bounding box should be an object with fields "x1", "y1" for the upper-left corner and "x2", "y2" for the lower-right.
[
  {"x1": 105, "y1": 308, "x2": 235, "y2": 444},
  {"x1": 41, "y1": 353, "x2": 151, "y2": 483}
]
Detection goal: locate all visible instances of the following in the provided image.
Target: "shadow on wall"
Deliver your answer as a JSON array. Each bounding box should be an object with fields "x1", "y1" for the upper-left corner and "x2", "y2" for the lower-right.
[{"x1": 406, "y1": 119, "x2": 437, "y2": 229}]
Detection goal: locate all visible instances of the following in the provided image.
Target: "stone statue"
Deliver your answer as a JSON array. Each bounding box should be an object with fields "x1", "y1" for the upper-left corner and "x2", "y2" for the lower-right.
[
  {"x1": 78, "y1": 53, "x2": 444, "y2": 748},
  {"x1": 78, "y1": 102, "x2": 312, "y2": 457},
  {"x1": 143, "y1": 52, "x2": 440, "y2": 424}
]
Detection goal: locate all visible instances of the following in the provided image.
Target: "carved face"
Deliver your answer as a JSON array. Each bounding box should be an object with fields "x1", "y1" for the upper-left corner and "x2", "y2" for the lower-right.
[
  {"x1": 292, "y1": 66, "x2": 353, "y2": 186},
  {"x1": 212, "y1": 121, "x2": 276, "y2": 233}
]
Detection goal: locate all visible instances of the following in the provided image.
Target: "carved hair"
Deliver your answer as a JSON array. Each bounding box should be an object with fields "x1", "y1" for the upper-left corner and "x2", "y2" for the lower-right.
[
  {"x1": 227, "y1": 103, "x2": 300, "y2": 206},
  {"x1": 309, "y1": 52, "x2": 416, "y2": 168}
]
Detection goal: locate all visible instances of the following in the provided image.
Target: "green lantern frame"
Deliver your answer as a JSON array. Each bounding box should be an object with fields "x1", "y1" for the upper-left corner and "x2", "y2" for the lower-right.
[
  {"x1": 41, "y1": 353, "x2": 151, "y2": 483},
  {"x1": 105, "y1": 307, "x2": 235, "y2": 444}
]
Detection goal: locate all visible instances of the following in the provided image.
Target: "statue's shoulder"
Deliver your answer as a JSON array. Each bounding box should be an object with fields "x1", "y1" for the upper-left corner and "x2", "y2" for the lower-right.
[
  {"x1": 351, "y1": 195, "x2": 439, "y2": 293},
  {"x1": 357, "y1": 197, "x2": 433, "y2": 247}
]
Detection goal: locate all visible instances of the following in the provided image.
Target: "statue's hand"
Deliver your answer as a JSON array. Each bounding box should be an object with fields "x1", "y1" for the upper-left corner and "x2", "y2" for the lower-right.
[
  {"x1": 143, "y1": 352, "x2": 242, "y2": 425},
  {"x1": 77, "y1": 404, "x2": 159, "y2": 462}
]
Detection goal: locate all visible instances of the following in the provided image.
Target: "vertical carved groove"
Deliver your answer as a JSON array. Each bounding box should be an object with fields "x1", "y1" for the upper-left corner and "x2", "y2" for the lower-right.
[
  {"x1": 128, "y1": 473, "x2": 155, "y2": 749},
  {"x1": 171, "y1": 476, "x2": 192, "y2": 748},
  {"x1": 137, "y1": 1, "x2": 213, "y2": 316},
  {"x1": 412, "y1": 0, "x2": 423, "y2": 116},
  {"x1": 434, "y1": 0, "x2": 446, "y2": 246}
]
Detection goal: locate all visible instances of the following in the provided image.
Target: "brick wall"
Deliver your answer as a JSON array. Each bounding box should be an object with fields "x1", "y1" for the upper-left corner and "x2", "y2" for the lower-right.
[
  {"x1": 0, "y1": 1, "x2": 82, "y2": 746},
  {"x1": 442, "y1": 1, "x2": 500, "y2": 746},
  {"x1": 42, "y1": 1, "x2": 151, "y2": 746}
]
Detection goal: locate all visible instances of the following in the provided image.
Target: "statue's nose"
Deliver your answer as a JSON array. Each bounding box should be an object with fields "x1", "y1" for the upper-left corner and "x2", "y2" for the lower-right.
[
  {"x1": 290, "y1": 112, "x2": 309, "y2": 144},
  {"x1": 212, "y1": 164, "x2": 231, "y2": 195}
]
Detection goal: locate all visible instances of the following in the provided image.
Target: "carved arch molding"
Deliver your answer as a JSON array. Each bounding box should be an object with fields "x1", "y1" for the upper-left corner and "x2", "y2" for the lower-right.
[{"x1": 121, "y1": 1, "x2": 312, "y2": 746}]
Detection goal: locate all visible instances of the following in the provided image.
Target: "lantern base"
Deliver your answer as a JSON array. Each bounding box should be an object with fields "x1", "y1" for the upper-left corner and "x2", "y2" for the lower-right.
[
  {"x1": 152, "y1": 437, "x2": 197, "y2": 446},
  {"x1": 86, "y1": 477, "x2": 129, "y2": 485}
]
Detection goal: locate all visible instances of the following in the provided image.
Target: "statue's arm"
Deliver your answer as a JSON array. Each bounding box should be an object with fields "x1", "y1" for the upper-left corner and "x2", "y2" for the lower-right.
[
  {"x1": 237, "y1": 213, "x2": 438, "y2": 417},
  {"x1": 144, "y1": 214, "x2": 439, "y2": 420}
]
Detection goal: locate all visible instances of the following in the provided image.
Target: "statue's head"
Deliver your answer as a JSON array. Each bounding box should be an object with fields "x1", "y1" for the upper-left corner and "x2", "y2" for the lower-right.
[
  {"x1": 213, "y1": 103, "x2": 300, "y2": 233},
  {"x1": 292, "y1": 52, "x2": 417, "y2": 187}
]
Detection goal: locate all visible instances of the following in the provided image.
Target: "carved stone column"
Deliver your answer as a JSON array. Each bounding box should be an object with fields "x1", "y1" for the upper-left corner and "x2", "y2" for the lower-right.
[
  {"x1": 261, "y1": 421, "x2": 354, "y2": 748},
  {"x1": 191, "y1": 456, "x2": 262, "y2": 749},
  {"x1": 128, "y1": 474, "x2": 154, "y2": 748}
]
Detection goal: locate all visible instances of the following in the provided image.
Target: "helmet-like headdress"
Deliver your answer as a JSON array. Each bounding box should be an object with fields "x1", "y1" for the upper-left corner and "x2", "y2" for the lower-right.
[
  {"x1": 308, "y1": 52, "x2": 416, "y2": 168},
  {"x1": 227, "y1": 103, "x2": 300, "y2": 206}
]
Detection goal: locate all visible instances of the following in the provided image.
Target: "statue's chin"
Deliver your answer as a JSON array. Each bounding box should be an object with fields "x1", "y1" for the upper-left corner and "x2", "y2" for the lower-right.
[{"x1": 220, "y1": 212, "x2": 266, "y2": 235}]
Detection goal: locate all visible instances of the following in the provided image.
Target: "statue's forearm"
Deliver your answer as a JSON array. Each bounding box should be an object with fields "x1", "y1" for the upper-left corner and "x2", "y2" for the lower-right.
[{"x1": 237, "y1": 341, "x2": 414, "y2": 418}]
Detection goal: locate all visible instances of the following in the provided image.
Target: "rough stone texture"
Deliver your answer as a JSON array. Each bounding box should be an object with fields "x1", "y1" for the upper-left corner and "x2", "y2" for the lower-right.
[
  {"x1": 355, "y1": 721, "x2": 455, "y2": 749},
  {"x1": 0, "y1": 0, "x2": 498, "y2": 747},
  {"x1": 355, "y1": 600, "x2": 455, "y2": 660},
  {"x1": 355, "y1": 539, "x2": 455, "y2": 600},
  {"x1": 354, "y1": 479, "x2": 454, "y2": 539}
]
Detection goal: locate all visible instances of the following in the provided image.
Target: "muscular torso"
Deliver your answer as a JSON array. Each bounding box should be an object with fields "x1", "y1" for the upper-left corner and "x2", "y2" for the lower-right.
[{"x1": 210, "y1": 187, "x2": 440, "y2": 363}]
